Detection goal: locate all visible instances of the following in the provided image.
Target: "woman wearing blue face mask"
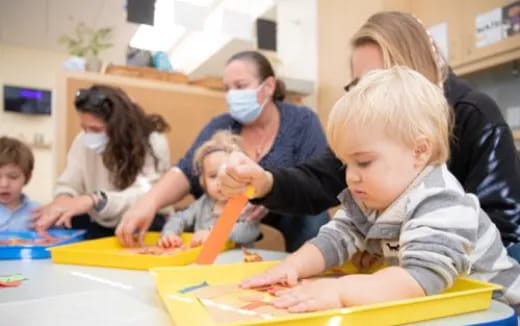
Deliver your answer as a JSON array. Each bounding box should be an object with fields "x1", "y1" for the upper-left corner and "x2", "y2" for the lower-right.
[
  {"x1": 32, "y1": 85, "x2": 171, "y2": 239},
  {"x1": 117, "y1": 51, "x2": 330, "y2": 252}
]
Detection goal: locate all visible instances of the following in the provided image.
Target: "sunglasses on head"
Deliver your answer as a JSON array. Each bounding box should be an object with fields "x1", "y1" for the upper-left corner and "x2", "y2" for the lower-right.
[
  {"x1": 74, "y1": 88, "x2": 112, "y2": 116},
  {"x1": 343, "y1": 78, "x2": 360, "y2": 92}
]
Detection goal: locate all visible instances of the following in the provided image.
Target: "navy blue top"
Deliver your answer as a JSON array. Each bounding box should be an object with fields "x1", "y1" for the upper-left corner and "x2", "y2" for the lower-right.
[{"x1": 177, "y1": 101, "x2": 328, "y2": 197}]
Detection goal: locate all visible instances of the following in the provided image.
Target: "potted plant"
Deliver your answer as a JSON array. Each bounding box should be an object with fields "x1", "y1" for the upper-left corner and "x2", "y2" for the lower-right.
[{"x1": 59, "y1": 22, "x2": 113, "y2": 72}]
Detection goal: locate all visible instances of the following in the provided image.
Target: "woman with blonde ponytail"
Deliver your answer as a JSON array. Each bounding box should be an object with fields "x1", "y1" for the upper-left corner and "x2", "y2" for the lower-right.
[{"x1": 218, "y1": 11, "x2": 520, "y2": 261}]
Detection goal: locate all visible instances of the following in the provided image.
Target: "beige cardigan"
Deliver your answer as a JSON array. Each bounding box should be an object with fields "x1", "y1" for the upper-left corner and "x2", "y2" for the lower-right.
[{"x1": 54, "y1": 132, "x2": 170, "y2": 227}]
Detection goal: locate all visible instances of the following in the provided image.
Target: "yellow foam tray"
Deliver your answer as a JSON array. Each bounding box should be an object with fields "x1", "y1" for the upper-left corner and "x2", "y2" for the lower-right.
[
  {"x1": 50, "y1": 232, "x2": 234, "y2": 270},
  {"x1": 151, "y1": 261, "x2": 500, "y2": 326}
]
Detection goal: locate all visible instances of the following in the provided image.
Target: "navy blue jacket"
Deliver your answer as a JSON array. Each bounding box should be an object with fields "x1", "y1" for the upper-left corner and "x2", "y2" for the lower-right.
[{"x1": 177, "y1": 101, "x2": 328, "y2": 198}]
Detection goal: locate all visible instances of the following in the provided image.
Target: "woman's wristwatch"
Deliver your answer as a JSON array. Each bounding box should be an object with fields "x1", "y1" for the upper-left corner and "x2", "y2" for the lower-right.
[{"x1": 91, "y1": 190, "x2": 108, "y2": 212}]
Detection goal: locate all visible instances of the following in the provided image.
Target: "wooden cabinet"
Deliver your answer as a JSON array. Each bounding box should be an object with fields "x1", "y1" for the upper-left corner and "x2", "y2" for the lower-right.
[
  {"x1": 513, "y1": 130, "x2": 520, "y2": 147},
  {"x1": 413, "y1": 0, "x2": 520, "y2": 76},
  {"x1": 316, "y1": 0, "x2": 519, "y2": 124},
  {"x1": 411, "y1": 1, "x2": 466, "y2": 66},
  {"x1": 455, "y1": 0, "x2": 520, "y2": 75},
  {"x1": 316, "y1": 0, "x2": 412, "y2": 125}
]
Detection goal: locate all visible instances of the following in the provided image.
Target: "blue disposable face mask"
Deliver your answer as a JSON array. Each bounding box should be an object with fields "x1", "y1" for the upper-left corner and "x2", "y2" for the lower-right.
[
  {"x1": 82, "y1": 132, "x2": 109, "y2": 154},
  {"x1": 226, "y1": 82, "x2": 269, "y2": 124}
]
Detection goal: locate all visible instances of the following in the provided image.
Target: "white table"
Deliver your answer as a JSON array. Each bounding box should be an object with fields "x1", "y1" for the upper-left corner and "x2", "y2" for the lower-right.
[
  {"x1": 0, "y1": 250, "x2": 517, "y2": 326},
  {"x1": 0, "y1": 250, "x2": 286, "y2": 326}
]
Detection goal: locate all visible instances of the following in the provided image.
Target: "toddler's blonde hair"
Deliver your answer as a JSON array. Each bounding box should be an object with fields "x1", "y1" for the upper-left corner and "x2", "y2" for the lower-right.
[
  {"x1": 193, "y1": 130, "x2": 242, "y2": 176},
  {"x1": 327, "y1": 66, "x2": 451, "y2": 166}
]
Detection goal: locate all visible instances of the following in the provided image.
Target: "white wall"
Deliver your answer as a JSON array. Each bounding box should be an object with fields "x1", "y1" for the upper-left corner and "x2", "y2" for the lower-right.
[
  {"x1": 0, "y1": 42, "x2": 67, "y2": 203},
  {"x1": 276, "y1": 0, "x2": 317, "y2": 82},
  {"x1": 276, "y1": 0, "x2": 317, "y2": 109}
]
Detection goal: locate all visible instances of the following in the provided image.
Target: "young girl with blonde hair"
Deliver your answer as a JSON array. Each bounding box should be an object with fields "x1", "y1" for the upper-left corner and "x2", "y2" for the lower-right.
[{"x1": 159, "y1": 130, "x2": 260, "y2": 248}]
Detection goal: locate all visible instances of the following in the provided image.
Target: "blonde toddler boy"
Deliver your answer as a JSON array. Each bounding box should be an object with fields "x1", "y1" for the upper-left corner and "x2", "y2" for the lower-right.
[{"x1": 241, "y1": 67, "x2": 520, "y2": 313}]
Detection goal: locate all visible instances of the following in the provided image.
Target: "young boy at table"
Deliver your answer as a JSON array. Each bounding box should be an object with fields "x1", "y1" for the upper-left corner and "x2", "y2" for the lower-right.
[
  {"x1": 0, "y1": 136, "x2": 39, "y2": 230},
  {"x1": 241, "y1": 67, "x2": 520, "y2": 313},
  {"x1": 159, "y1": 131, "x2": 260, "y2": 248}
]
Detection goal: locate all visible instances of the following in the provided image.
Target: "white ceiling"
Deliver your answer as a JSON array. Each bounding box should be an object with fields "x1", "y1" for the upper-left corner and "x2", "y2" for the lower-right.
[
  {"x1": 0, "y1": 0, "x2": 287, "y2": 84},
  {"x1": 0, "y1": 0, "x2": 137, "y2": 62}
]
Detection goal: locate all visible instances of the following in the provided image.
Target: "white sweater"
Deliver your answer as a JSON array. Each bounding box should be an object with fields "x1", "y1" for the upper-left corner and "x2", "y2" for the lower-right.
[{"x1": 54, "y1": 132, "x2": 170, "y2": 227}]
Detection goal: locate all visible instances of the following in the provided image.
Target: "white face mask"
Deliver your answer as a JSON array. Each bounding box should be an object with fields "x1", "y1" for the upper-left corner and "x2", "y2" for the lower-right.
[{"x1": 82, "y1": 132, "x2": 109, "y2": 154}]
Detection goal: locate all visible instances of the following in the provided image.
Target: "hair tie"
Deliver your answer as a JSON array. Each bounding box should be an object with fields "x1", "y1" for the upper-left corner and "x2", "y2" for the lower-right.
[
  {"x1": 412, "y1": 14, "x2": 446, "y2": 88},
  {"x1": 194, "y1": 147, "x2": 228, "y2": 175}
]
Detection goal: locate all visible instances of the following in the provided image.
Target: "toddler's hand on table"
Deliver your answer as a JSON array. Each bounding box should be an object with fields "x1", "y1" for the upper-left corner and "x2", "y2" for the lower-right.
[
  {"x1": 272, "y1": 278, "x2": 343, "y2": 313},
  {"x1": 190, "y1": 230, "x2": 211, "y2": 247},
  {"x1": 240, "y1": 263, "x2": 299, "y2": 289},
  {"x1": 158, "y1": 234, "x2": 183, "y2": 248}
]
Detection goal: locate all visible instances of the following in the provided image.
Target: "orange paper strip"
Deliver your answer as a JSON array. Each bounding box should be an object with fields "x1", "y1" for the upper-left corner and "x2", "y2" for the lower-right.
[
  {"x1": 240, "y1": 301, "x2": 271, "y2": 310},
  {"x1": 196, "y1": 194, "x2": 249, "y2": 264}
]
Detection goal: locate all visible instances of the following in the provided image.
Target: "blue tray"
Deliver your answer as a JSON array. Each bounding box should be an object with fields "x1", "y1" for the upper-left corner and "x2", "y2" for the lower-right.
[{"x1": 0, "y1": 229, "x2": 86, "y2": 260}]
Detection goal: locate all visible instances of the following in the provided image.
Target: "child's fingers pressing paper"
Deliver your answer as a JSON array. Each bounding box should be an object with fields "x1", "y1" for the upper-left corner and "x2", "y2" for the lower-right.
[
  {"x1": 284, "y1": 270, "x2": 299, "y2": 287},
  {"x1": 287, "y1": 298, "x2": 321, "y2": 313},
  {"x1": 190, "y1": 238, "x2": 200, "y2": 247},
  {"x1": 240, "y1": 275, "x2": 271, "y2": 289},
  {"x1": 272, "y1": 290, "x2": 306, "y2": 309},
  {"x1": 158, "y1": 238, "x2": 169, "y2": 248}
]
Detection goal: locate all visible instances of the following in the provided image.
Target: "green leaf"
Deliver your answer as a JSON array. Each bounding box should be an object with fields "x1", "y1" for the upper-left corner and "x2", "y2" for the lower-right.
[{"x1": 57, "y1": 22, "x2": 113, "y2": 57}]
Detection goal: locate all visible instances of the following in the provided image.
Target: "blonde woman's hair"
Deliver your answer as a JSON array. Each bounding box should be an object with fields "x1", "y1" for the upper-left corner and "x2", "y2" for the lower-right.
[
  {"x1": 327, "y1": 66, "x2": 451, "y2": 166},
  {"x1": 193, "y1": 130, "x2": 242, "y2": 176},
  {"x1": 352, "y1": 11, "x2": 448, "y2": 87}
]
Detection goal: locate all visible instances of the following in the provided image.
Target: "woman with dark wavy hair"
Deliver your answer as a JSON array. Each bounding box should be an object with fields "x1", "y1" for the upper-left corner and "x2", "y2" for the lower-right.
[{"x1": 32, "y1": 84, "x2": 171, "y2": 238}]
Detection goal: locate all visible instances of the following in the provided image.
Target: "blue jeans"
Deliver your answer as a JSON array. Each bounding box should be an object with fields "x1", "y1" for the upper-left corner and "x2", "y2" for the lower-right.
[
  {"x1": 507, "y1": 242, "x2": 520, "y2": 263},
  {"x1": 263, "y1": 211, "x2": 330, "y2": 252}
]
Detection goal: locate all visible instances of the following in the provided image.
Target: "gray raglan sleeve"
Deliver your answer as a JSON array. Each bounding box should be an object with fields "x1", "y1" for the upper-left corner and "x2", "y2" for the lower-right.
[
  {"x1": 400, "y1": 189, "x2": 478, "y2": 295},
  {"x1": 308, "y1": 207, "x2": 365, "y2": 269},
  {"x1": 161, "y1": 199, "x2": 201, "y2": 236},
  {"x1": 229, "y1": 215, "x2": 261, "y2": 245}
]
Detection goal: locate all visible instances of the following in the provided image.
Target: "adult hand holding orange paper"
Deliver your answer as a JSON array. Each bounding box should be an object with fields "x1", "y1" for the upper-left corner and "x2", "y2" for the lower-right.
[
  {"x1": 196, "y1": 185, "x2": 255, "y2": 264},
  {"x1": 218, "y1": 151, "x2": 273, "y2": 200}
]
